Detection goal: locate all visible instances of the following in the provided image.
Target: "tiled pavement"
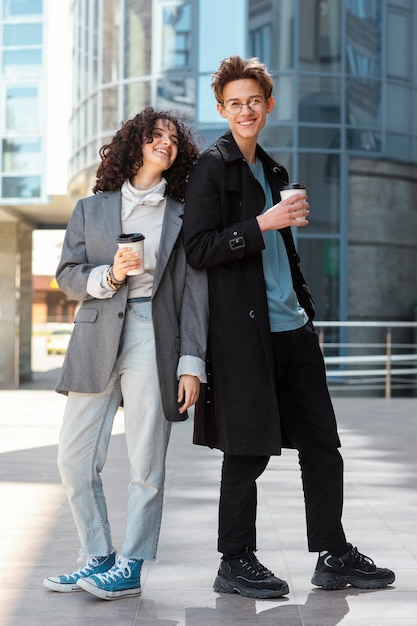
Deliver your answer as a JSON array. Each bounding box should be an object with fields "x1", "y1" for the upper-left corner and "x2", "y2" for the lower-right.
[{"x1": 1, "y1": 367, "x2": 416, "y2": 625}]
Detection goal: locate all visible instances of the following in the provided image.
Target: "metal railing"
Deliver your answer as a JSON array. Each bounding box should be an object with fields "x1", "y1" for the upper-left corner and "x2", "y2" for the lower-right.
[{"x1": 314, "y1": 321, "x2": 417, "y2": 398}]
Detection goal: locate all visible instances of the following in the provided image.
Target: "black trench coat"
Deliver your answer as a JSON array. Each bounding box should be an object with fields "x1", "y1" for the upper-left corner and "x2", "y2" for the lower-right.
[{"x1": 183, "y1": 132, "x2": 315, "y2": 455}]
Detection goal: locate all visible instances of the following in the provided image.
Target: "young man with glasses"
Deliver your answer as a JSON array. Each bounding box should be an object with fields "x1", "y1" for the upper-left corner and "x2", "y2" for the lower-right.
[{"x1": 183, "y1": 55, "x2": 395, "y2": 599}]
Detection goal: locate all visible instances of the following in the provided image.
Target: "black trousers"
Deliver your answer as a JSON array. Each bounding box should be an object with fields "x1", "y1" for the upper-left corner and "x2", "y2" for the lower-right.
[{"x1": 218, "y1": 322, "x2": 347, "y2": 556}]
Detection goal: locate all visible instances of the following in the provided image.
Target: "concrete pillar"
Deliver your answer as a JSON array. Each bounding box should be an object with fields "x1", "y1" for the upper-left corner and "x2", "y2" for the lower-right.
[
  {"x1": 348, "y1": 158, "x2": 417, "y2": 322},
  {"x1": 0, "y1": 221, "x2": 33, "y2": 388},
  {"x1": 18, "y1": 224, "x2": 34, "y2": 382},
  {"x1": 346, "y1": 158, "x2": 417, "y2": 396}
]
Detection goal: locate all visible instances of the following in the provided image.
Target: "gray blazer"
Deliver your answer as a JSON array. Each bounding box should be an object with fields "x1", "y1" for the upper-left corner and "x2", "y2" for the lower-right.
[{"x1": 55, "y1": 190, "x2": 208, "y2": 422}]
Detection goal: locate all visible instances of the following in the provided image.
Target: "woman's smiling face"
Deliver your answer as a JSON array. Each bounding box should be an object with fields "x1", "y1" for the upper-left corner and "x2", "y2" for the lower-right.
[{"x1": 141, "y1": 119, "x2": 179, "y2": 172}]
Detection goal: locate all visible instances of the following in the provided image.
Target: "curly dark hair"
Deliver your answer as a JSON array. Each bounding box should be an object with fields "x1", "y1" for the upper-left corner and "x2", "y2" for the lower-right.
[{"x1": 93, "y1": 107, "x2": 200, "y2": 201}]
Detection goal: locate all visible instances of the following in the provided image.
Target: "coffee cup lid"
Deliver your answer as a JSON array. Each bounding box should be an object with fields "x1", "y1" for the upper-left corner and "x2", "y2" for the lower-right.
[
  {"x1": 281, "y1": 183, "x2": 306, "y2": 190},
  {"x1": 117, "y1": 233, "x2": 145, "y2": 242}
]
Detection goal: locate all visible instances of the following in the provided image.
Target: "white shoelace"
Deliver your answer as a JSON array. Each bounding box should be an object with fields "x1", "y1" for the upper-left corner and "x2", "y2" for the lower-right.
[
  {"x1": 93, "y1": 558, "x2": 134, "y2": 584},
  {"x1": 64, "y1": 556, "x2": 101, "y2": 581}
]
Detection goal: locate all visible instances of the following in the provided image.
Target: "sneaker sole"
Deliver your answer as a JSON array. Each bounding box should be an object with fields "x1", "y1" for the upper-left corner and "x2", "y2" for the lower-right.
[
  {"x1": 311, "y1": 572, "x2": 395, "y2": 590},
  {"x1": 43, "y1": 578, "x2": 83, "y2": 592},
  {"x1": 213, "y1": 575, "x2": 289, "y2": 599},
  {"x1": 77, "y1": 579, "x2": 141, "y2": 600}
]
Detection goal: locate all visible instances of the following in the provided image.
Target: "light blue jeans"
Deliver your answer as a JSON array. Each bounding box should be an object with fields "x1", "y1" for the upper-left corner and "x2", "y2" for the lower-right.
[{"x1": 57, "y1": 300, "x2": 172, "y2": 560}]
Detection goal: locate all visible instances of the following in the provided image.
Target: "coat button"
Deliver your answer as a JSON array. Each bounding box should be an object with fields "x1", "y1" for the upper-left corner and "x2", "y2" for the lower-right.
[
  {"x1": 118, "y1": 312, "x2": 124, "y2": 319},
  {"x1": 249, "y1": 310, "x2": 255, "y2": 318}
]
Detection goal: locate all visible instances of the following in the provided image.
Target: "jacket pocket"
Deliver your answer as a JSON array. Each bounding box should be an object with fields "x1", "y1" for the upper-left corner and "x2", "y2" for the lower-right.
[{"x1": 74, "y1": 308, "x2": 98, "y2": 323}]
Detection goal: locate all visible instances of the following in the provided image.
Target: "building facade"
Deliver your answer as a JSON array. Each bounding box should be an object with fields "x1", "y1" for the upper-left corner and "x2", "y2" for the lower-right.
[
  {"x1": 0, "y1": 0, "x2": 72, "y2": 387},
  {"x1": 0, "y1": 0, "x2": 46, "y2": 385},
  {"x1": 0, "y1": 0, "x2": 46, "y2": 204},
  {"x1": 69, "y1": 0, "x2": 417, "y2": 327}
]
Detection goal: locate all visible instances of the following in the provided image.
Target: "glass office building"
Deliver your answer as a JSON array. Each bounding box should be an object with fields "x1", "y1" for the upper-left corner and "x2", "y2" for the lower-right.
[
  {"x1": 0, "y1": 0, "x2": 47, "y2": 387},
  {"x1": 69, "y1": 0, "x2": 417, "y2": 322},
  {"x1": 0, "y1": 0, "x2": 46, "y2": 203}
]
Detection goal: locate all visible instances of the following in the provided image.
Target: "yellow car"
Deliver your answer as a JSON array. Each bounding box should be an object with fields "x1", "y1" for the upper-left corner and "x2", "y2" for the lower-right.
[{"x1": 46, "y1": 327, "x2": 72, "y2": 355}]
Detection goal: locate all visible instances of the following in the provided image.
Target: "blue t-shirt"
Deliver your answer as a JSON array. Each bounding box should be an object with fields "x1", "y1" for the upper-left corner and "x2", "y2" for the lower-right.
[{"x1": 248, "y1": 160, "x2": 307, "y2": 332}]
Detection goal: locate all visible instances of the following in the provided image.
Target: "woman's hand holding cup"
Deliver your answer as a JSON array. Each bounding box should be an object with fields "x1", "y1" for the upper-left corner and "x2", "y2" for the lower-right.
[{"x1": 114, "y1": 233, "x2": 145, "y2": 280}]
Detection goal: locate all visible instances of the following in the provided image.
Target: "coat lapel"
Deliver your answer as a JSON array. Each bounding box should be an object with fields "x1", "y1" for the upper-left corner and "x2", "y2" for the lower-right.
[
  {"x1": 153, "y1": 197, "x2": 183, "y2": 296},
  {"x1": 101, "y1": 191, "x2": 123, "y2": 252}
]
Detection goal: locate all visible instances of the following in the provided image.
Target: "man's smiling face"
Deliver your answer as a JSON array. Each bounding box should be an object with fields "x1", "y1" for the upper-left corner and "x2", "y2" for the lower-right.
[{"x1": 217, "y1": 78, "x2": 274, "y2": 147}]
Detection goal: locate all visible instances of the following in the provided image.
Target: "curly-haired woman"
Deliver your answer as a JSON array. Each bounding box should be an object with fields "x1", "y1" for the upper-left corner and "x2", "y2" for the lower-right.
[{"x1": 43, "y1": 108, "x2": 208, "y2": 600}]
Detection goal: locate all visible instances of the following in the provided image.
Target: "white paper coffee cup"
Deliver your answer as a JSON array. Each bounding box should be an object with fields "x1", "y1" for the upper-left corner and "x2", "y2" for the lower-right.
[
  {"x1": 117, "y1": 233, "x2": 145, "y2": 275},
  {"x1": 280, "y1": 184, "x2": 307, "y2": 221}
]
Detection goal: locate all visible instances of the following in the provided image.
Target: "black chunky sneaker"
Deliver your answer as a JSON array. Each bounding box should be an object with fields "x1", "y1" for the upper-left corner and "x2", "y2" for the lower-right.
[
  {"x1": 213, "y1": 552, "x2": 289, "y2": 599},
  {"x1": 311, "y1": 544, "x2": 395, "y2": 590}
]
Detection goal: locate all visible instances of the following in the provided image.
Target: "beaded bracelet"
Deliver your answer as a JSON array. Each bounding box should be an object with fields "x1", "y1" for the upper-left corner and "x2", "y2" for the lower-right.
[{"x1": 107, "y1": 265, "x2": 125, "y2": 291}]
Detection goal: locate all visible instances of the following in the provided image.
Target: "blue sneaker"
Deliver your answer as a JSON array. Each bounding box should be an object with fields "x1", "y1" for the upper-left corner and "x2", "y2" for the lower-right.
[
  {"x1": 43, "y1": 552, "x2": 116, "y2": 592},
  {"x1": 77, "y1": 556, "x2": 143, "y2": 600}
]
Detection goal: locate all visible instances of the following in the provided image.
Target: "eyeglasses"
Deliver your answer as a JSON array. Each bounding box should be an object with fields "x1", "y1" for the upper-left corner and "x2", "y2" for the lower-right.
[{"x1": 222, "y1": 96, "x2": 268, "y2": 115}]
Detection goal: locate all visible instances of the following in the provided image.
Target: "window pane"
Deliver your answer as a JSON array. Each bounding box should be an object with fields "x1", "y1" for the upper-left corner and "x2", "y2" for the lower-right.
[
  {"x1": 2, "y1": 138, "x2": 41, "y2": 173},
  {"x1": 71, "y1": 109, "x2": 80, "y2": 154},
  {"x1": 299, "y1": 126, "x2": 340, "y2": 149},
  {"x1": 160, "y1": 2, "x2": 191, "y2": 71},
  {"x1": 2, "y1": 49, "x2": 42, "y2": 76},
  {"x1": 198, "y1": 75, "x2": 224, "y2": 123},
  {"x1": 3, "y1": 23, "x2": 42, "y2": 46},
  {"x1": 85, "y1": 140, "x2": 93, "y2": 165},
  {"x1": 346, "y1": 0, "x2": 381, "y2": 77},
  {"x1": 347, "y1": 129, "x2": 381, "y2": 152},
  {"x1": 386, "y1": 9, "x2": 412, "y2": 81},
  {"x1": 102, "y1": 86, "x2": 118, "y2": 132},
  {"x1": 269, "y1": 75, "x2": 294, "y2": 123},
  {"x1": 90, "y1": 94, "x2": 98, "y2": 136},
  {"x1": 249, "y1": 0, "x2": 294, "y2": 71},
  {"x1": 6, "y1": 85, "x2": 38, "y2": 130},
  {"x1": 249, "y1": 24, "x2": 272, "y2": 69},
  {"x1": 297, "y1": 238, "x2": 340, "y2": 320},
  {"x1": 123, "y1": 81, "x2": 150, "y2": 120},
  {"x1": 298, "y1": 153, "x2": 340, "y2": 233},
  {"x1": 124, "y1": 0, "x2": 151, "y2": 78},
  {"x1": 156, "y1": 76, "x2": 194, "y2": 118},
  {"x1": 346, "y1": 79, "x2": 381, "y2": 127},
  {"x1": 92, "y1": 0, "x2": 100, "y2": 89},
  {"x1": 299, "y1": 0, "x2": 341, "y2": 72},
  {"x1": 102, "y1": 0, "x2": 119, "y2": 83},
  {"x1": 385, "y1": 133, "x2": 412, "y2": 160},
  {"x1": 81, "y1": 0, "x2": 90, "y2": 98},
  {"x1": 248, "y1": 0, "x2": 273, "y2": 69},
  {"x1": 260, "y1": 126, "x2": 294, "y2": 149},
  {"x1": 3, "y1": 0, "x2": 42, "y2": 18},
  {"x1": 298, "y1": 76, "x2": 341, "y2": 124},
  {"x1": 386, "y1": 84, "x2": 412, "y2": 133},
  {"x1": 81, "y1": 101, "x2": 88, "y2": 143},
  {"x1": 2, "y1": 176, "x2": 41, "y2": 198}
]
